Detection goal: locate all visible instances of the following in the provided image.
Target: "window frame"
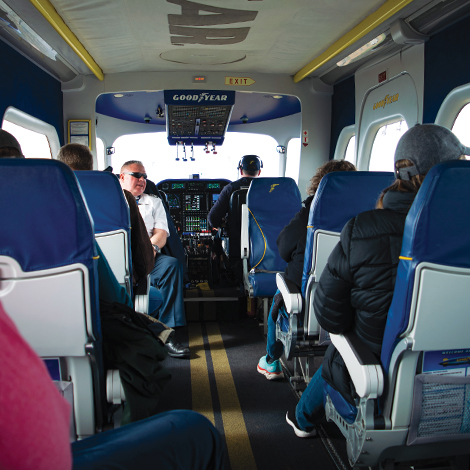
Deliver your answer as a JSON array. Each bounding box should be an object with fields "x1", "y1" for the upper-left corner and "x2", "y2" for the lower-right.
[
  {"x1": 333, "y1": 124, "x2": 356, "y2": 163},
  {"x1": 2, "y1": 107, "x2": 60, "y2": 158}
]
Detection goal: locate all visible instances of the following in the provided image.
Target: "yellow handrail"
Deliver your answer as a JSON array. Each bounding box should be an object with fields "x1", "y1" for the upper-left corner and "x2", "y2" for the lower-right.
[
  {"x1": 294, "y1": 0, "x2": 414, "y2": 83},
  {"x1": 29, "y1": 0, "x2": 104, "y2": 81}
]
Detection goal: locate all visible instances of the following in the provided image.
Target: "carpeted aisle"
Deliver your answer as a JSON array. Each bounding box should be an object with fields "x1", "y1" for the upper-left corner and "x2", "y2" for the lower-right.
[{"x1": 155, "y1": 318, "x2": 346, "y2": 470}]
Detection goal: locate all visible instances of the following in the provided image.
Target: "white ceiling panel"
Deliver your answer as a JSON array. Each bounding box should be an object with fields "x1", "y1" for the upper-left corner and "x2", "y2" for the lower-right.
[{"x1": 48, "y1": 0, "x2": 389, "y2": 74}]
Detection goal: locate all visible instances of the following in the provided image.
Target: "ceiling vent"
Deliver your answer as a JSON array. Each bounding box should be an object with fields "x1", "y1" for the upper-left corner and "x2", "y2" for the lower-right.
[{"x1": 390, "y1": 18, "x2": 429, "y2": 45}]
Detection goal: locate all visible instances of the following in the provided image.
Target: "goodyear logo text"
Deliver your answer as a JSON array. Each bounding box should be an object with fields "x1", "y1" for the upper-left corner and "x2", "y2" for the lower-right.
[
  {"x1": 172, "y1": 93, "x2": 228, "y2": 103},
  {"x1": 373, "y1": 93, "x2": 399, "y2": 111}
]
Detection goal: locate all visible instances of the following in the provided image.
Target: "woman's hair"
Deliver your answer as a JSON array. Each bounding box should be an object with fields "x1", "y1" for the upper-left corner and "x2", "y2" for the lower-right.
[
  {"x1": 306, "y1": 159, "x2": 356, "y2": 196},
  {"x1": 376, "y1": 159, "x2": 425, "y2": 209}
]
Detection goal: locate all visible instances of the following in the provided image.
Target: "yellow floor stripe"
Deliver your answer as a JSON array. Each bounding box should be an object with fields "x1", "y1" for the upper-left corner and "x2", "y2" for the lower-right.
[
  {"x1": 206, "y1": 322, "x2": 257, "y2": 470},
  {"x1": 188, "y1": 323, "x2": 215, "y2": 425}
]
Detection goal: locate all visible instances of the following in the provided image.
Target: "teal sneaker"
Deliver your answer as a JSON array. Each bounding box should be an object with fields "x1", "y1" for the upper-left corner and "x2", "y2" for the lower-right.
[{"x1": 257, "y1": 355, "x2": 284, "y2": 380}]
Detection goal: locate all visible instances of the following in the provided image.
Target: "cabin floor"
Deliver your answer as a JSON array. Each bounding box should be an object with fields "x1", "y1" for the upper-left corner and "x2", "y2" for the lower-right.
[{"x1": 153, "y1": 295, "x2": 350, "y2": 470}]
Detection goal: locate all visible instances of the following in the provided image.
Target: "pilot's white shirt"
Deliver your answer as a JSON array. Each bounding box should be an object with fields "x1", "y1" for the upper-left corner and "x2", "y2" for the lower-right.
[{"x1": 136, "y1": 193, "x2": 169, "y2": 238}]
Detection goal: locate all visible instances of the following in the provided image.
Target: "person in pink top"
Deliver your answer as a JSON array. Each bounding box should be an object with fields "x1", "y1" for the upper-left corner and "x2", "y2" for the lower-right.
[{"x1": 0, "y1": 301, "x2": 72, "y2": 470}]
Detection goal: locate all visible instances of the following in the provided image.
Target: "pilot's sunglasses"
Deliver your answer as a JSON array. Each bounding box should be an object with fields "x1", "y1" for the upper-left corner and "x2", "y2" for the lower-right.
[{"x1": 122, "y1": 171, "x2": 147, "y2": 180}]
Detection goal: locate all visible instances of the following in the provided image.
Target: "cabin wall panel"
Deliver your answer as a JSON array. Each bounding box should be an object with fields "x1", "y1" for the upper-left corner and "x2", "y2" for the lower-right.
[
  {"x1": 423, "y1": 14, "x2": 470, "y2": 125},
  {"x1": 0, "y1": 39, "x2": 63, "y2": 144},
  {"x1": 354, "y1": 45, "x2": 425, "y2": 170},
  {"x1": 329, "y1": 76, "x2": 355, "y2": 161}
]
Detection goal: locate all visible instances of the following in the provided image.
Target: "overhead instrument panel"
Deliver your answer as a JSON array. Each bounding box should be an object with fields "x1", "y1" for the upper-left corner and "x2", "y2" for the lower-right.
[{"x1": 164, "y1": 90, "x2": 235, "y2": 146}]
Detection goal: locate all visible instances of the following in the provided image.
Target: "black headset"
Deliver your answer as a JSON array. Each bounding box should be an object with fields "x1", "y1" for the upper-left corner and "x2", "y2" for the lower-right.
[{"x1": 237, "y1": 155, "x2": 263, "y2": 170}]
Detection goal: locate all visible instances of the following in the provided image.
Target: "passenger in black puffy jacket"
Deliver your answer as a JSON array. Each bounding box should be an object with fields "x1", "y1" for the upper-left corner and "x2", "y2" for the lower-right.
[
  {"x1": 257, "y1": 160, "x2": 356, "y2": 381},
  {"x1": 286, "y1": 124, "x2": 470, "y2": 438}
]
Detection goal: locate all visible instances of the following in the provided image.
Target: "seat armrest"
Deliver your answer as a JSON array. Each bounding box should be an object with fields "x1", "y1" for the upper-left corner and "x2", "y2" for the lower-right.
[
  {"x1": 330, "y1": 332, "x2": 384, "y2": 399},
  {"x1": 134, "y1": 274, "x2": 150, "y2": 314},
  {"x1": 276, "y1": 272, "x2": 302, "y2": 314},
  {"x1": 241, "y1": 204, "x2": 249, "y2": 259}
]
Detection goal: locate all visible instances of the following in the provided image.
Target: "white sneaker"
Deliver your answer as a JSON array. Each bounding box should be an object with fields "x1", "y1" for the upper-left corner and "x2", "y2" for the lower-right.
[{"x1": 286, "y1": 411, "x2": 317, "y2": 438}]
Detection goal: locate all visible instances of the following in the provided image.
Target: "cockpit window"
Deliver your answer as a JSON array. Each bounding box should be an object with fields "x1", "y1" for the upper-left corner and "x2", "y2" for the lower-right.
[
  {"x1": 111, "y1": 132, "x2": 280, "y2": 183},
  {"x1": 96, "y1": 137, "x2": 105, "y2": 170},
  {"x1": 285, "y1": 138, "x2": 301, "y2": 183}
]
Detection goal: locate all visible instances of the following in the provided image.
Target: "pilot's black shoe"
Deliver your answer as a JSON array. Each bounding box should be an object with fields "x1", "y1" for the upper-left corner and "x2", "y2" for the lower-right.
[{"x1": 165, "y1": 335, "x2": 190, "y2": 359}]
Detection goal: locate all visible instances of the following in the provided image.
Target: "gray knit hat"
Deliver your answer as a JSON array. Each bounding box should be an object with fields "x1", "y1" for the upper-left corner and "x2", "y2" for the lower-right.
[
  {"x1": 394, "y1": 124, "x2": 470, "y2": 180},
  {"x1": 0, "y1": 129, "x2": 23, "y2": 156}
]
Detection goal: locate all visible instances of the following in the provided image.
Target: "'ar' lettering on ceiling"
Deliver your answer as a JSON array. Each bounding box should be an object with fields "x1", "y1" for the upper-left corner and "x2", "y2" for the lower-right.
[{"x1": 167, "y1": 0, "x2": 258, "y2": 45}]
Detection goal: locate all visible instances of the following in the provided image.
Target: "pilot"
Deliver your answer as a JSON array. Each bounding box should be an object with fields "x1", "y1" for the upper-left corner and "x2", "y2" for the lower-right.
[
  {"x1": 207, "y1": 154, "x2": 262, "y2": 233},
  {"x1": 119, "y1": 160, "x2": 188, "y2": 340},
  {"x1": 57, "y1": 145, "x2": 189, "y2": 359}
]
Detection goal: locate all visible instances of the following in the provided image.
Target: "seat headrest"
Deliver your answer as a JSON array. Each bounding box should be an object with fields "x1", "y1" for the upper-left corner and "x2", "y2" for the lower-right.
[
  {"x1": 0, "y1": 159, "x2": 96, "y2": 272},
  {"x1": 309, "y1": 171, "x2": 395, "y2": 232},
  {"x1": 400, "y1": 160, "x2": 470, "y2": 268},
  {"x1": 75, "y1": 171, "x2": 130, "y2": 234},
  {"x1": 247, "y1": 177, "x2": 301, "y2": 212}
]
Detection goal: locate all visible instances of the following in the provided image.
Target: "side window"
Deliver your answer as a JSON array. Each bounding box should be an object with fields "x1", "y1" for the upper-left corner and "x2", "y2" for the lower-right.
[
  {"x1": 2, "y1": 107, "x2": 60, "y2": 159},
  {"x1": 451, "y1": 103, "x2": 470, "y2": 154},
  {"x1": 285, "y1": 138, "x2": 301, "y2": 183},
  {"x1": 369, "y1": 120, "x2": 408, "y2": 172},
  {"x1": 344, "y1": 136, "x2": 356, "y2": 164},
  {"x1": 2, "y1": 120, "x2": 52, "y2": 159}
]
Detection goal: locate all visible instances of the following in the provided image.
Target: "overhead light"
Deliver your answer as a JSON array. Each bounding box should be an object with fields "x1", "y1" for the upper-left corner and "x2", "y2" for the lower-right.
[
  {"x1": 272, "y1": 95, "x2": 283, "y2": 99},
  {"x1": 0, "y1": 0, "x2": 57, "y2": 61},
  {"x1": 336, "y1": 33, "x2": 387, "y2": 67},
  {"x1": 114, "y1": 94, "x2": 124, "y2": 98}
]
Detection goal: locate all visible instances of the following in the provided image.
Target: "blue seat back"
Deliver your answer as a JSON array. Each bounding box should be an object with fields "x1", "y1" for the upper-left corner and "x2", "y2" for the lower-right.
[
  {"x1": 381, "y1": 160, "x2": 470, "y2": 372},
  {"x1": 301, "y1": 171, "x2": 395, "y2": 296},
  {"x1": 75, "y1": 171, "x2": 130, "y2": 235},
  {"x1": 0, "y1": 159, "x2": 104, "y2": 437},
  {"x1": 75, "y1": 171, "x2": 132, "y2": 291},
  {"x1": 0, "y1": 159, "x2": 99, "y2": 328},
  {"x1": 247, "y1": 177, "x2": 301, "y2": 297}
]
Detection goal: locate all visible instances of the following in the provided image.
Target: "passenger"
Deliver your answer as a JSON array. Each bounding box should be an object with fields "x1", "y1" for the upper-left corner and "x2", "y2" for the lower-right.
[
  {"x1": 286, "y1": 124, "x2": 470, "y2": 437},
  {"x1": 207, "y1": 154, "x2": 262, "y2": 233},
  {"x1": 257, "y1": 160, "x2": 356, "y2": 380},
  {"x1": 119, "y1": 160, "x2": 188, "y2": 337},
  {"x1": 0, "y1": 300, "x2": 227, "y2": 470},
  {"x1": 57, "y1": 144, "x2": 189, "y2": 358},
  {"x1": 0, "y1": 129, "x2": 24, "y2": 158}
]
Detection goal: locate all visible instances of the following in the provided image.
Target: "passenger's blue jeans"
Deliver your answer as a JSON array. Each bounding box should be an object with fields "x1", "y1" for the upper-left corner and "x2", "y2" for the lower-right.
[
  {"x1": 266, "y1": 289, "x2": 284, "y2": 360},
  {"x1": 295, "y1": 365, "x2": 325, "y2": 431},
  {"x1": 72, "y1": 410, "x2": 227, "y2": 469}
]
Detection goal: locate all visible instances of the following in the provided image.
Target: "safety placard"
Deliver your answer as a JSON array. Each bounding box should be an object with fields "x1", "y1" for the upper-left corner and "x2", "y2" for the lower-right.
[{"x1": 302, "y1": 130, "x2": 308, "y2": 147}]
